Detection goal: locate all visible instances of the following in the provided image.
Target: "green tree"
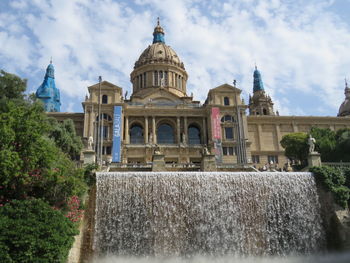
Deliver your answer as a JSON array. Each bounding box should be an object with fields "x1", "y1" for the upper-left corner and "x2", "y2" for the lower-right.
[
  {"x1": 310, "y1": 127, "x2": 337, "y2": 161},
  {"x1": 280, "y1": 132, "x2": 308, "y2": 165},
  {"x1": 0, "y1": 101, "x2": 86, "y2": 206},
  {"x1": 0, "y1": 199, "x2": 78, "y2": 263},
  {"x1": 48, "y1": 118, "x2": 83, "y2": 160},
  {"x1": 0, "y1": 70, "x2": 27, "y2": 111},
  {"x1": 0, "y1": 70, "x2": 26, "y2": 101},
  {"x1": 335, "y1": 128, "x2": 350, "y2": 162},
  {"x1": 0, "y1": 71, "x2": 87, "y2": 207}
]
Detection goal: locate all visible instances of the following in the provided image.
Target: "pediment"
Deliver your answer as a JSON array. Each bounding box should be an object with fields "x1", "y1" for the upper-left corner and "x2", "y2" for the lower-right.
[
  {"x1": 88, "y1": 81, "x2": 122, "y2": 92},
  {"x1": 210, "y1": 83, "x2": 242, "y2": 93}
]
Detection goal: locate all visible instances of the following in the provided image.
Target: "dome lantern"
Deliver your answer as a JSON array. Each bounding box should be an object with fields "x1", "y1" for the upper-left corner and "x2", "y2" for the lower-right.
[{"x1": 153, "y1": 17, "x2": 165, "y2": 44}]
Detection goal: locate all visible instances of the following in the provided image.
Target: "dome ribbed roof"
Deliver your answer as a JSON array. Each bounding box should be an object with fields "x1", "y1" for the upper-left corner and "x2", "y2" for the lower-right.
[
  {"x1": 338, "y1": 81, "x2": 350, "y2": 117},
  {"x1": 134, "y1": 42, "x2": 184, "y2": 69}
]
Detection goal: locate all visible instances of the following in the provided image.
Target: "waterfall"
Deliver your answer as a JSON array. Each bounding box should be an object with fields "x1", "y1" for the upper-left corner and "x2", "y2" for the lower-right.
[{"x1": 93, "y1": 172, "x2": 325, "y2": 258}]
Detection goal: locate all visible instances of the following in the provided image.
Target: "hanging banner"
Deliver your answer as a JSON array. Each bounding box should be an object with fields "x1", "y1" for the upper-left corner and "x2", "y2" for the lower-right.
[
  {"x1": 211, "y1": 107, "x2": 223, "y2": 163},
  {"x1": 112, "y1": 106, "x2": 122, "y2": 162}
]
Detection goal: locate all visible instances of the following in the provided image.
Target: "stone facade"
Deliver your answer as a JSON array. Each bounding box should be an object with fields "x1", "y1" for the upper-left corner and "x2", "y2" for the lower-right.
[{"x1": 47, "y1": 21, "x2": 350, "y2": 170}]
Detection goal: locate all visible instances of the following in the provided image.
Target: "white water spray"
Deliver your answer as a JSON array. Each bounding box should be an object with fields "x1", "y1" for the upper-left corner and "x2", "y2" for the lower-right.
[{"x1": 94, "y1": 172, "x2": 325, "y2": 258}]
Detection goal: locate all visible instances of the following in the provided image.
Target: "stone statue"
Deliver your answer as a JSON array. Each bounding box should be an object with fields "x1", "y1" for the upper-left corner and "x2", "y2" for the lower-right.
[
  {"x1": 182, "y1": 132, "x2": 187, "y2": 144},
  {"x1": 308, "y1": 134, "x2": 316, "y2": 153},
  {"x1": 88, "y1": 136, "x2": 93, "y2": 150},
  {"x1": 154, "y1": 144, "x2": 161, "y2": 155},
  {"x1": 160, "y1": 76, "x2": 165, "y2": 87},
  {"x1": 202, "y1": 145, "x2": 210, "y2": 155},
  {"x1": 149, "y1": 133, "x2": 153, "y2": 144}
]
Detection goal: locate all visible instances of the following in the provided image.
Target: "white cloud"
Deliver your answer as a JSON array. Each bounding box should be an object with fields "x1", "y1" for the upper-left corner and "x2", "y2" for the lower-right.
[{"x1": 0, "y1": 0, "x2": 350, "y2": 115}]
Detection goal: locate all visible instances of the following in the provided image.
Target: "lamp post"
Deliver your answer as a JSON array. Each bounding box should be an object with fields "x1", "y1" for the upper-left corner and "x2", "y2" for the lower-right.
[
  {"x1": 97, "y1": 76, "x2": 102, "y2": 166},
  {"x1": 234, "y1": 80, "x2": 247, "y2": 164}
]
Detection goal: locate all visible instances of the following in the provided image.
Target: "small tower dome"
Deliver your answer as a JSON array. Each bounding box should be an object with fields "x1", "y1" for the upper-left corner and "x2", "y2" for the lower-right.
[
  {"x1": 249, "y1": 66, "x2": 275, "y2": 116},
  {"x1": 338, "y1": 79, "x2": 350, "y2": 117},
  {"x1": 35, "y1": 60, "x2": 61, "y2": 112}
]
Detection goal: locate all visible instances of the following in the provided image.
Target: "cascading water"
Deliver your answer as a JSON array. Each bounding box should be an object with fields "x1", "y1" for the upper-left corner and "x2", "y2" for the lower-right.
[{"x1": 93, "y1": 172, "x2": 325, "y2": 258}]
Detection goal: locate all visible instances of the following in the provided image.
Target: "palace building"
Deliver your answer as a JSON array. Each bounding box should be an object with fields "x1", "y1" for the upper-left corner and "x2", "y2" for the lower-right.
[{"x1": 38, "y1": 20, "x2": 350, "y2": 170}]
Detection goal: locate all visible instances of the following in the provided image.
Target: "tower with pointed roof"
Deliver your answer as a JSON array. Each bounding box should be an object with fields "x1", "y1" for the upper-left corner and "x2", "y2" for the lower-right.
[
  {"x1": 338, "y1": 79, "x2": 350, "y2": 117},
  {"x1": 249, "y1": 66, "x2": 275, "y2": 116},
  {"x1": 35, "y1": 61, "x2": 61, "y2": 112}
]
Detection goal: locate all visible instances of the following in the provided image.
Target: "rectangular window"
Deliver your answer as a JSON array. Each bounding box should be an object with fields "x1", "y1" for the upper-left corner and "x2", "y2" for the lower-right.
[
  {"x1": 268, "y1": 155, "x2": 279, "y2": 164},
  {"x1": 103, "y1": 126, "x2": 108, "y2": 139},
  {"x1": 228, "y1": 147, "x2": 234, "y2": 155},
  {"x1": 224, "y1": 127, "x2": 234, "y2": 140},
  {"x1": 106, "y1": 146, "x2": 111, "y2": 155},
  {"x1": 252, "y1": 155, "x2": 260, "y2": 163},
  {"x1": 223, "y1": 147, "x2": 234, "y2": 156}
]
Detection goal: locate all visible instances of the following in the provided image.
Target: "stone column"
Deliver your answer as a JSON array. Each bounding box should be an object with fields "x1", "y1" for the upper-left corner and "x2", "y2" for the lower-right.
[
  {"x1": 145, "y1": 116, "x2": 149, "y2": 144},
  {"x1": 83, "y1": 108, "x2": 89, "y2": 138},
  {"x1": 89, "y1": 107, "x2": 94, "y2": 138},
  {"x1": 275, "y1": 124, "x2": 282, "y2": 151},
  {"x1": 152, "y1": 116, "x2": 156, "y2": 144},
  {"x1": 184, "y1": 116, "x2": 188, "y2": 144},
  {"x1": 257, "y1": 124, "x2": 263, "y2": 151},
  {"x1": 125, "y1": 116, "x2": 129, "y2": 144},
  {"x1": 202, "y1": 117, "x2": 207, "y2": 144},
  {"x1": 177, "y1": 117, "x2": 181, "y2": 144}
]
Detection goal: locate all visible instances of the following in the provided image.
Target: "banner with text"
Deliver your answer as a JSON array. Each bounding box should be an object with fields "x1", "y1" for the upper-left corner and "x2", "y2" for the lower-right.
[
  {"x1": 112, "y1": 106, "x2": 122, "y2": 163},
  {"x1": 211, "y1": 107, "x2": 223, "y2": 163}
]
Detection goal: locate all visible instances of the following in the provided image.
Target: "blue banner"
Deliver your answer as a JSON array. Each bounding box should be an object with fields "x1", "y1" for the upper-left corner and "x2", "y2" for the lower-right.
[{"x1": 112, "y1": 106, "x2": 122, "y2": 162}]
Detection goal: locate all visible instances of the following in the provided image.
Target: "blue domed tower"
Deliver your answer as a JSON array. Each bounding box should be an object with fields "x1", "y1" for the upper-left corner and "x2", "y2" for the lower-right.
[
  {"x1": 249, "y1": 66, "x2": 275, "y2": 116},
  {"x1": 36, "y1": 60, "x2": 61, "y2": 112}
]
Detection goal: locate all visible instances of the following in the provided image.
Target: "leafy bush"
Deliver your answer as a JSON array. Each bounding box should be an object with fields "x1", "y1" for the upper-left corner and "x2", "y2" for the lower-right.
[
  {"x1": 83, "y1": 163, "x2": 98, "y2": 186},
  {"x1": 0, "y1": 199, "x2": 78, "y2": 263},
  {"x1": 310, "y1": 166, "x2": 350, "y2": 208},
  {"x1": 0, "y1": 102, "x2": 87, "y2": 208}
]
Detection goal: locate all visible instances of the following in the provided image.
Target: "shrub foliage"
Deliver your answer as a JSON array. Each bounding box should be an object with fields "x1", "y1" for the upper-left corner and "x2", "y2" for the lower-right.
[
  {"x1": 310, "y1": 166, "x2": 350, "y2": 208},
  {"x1": 0, "y1": 199, "x2": 78, "y2": 263}
]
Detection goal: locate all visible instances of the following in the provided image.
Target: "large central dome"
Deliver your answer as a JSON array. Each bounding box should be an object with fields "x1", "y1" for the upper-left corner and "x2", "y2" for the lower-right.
[
  {"x1": 130, "y1": 19, "x2": 188, "y2": 100},
  {"x1": 134, "y1": 42, "x2": 184, "y2": 70}
]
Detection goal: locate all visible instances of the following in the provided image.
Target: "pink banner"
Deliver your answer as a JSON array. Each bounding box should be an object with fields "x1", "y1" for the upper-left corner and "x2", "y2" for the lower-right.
[{"x1": 211, "y1": 107, "x2": 222, "y2": 139}]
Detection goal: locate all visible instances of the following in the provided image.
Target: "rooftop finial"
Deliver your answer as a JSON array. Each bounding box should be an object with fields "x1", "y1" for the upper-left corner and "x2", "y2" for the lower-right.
[
  {"x1": 255, "y1": 62, "x2": 257, "y2": 70},
  {"x1": 345, "y1": 78, "x2": 348, "y2": 88},
  {"x1": 157, "y1": 17, "x2": 160, "y2": 26},
  {"x1": 50, "y1": 56, "x2": 52, "y2": 64}
]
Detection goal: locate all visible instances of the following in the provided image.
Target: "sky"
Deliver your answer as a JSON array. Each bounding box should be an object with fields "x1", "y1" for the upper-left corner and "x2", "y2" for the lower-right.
[{"x1": 1, "y1": 0, "x2": 350, "y2": 116}]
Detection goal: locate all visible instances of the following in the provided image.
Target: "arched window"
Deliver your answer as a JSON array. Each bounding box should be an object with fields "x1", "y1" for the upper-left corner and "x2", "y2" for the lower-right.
[
  {"x1": 164, "y1": 71, "x2": 168, "y2": 86},
  {"x1": 224, "y1": 97, "x2": 230, "y2": 106},
  {"x1": 102, "y1": 95, "x2": 108, "y2": 104},
  {"x1": 188, "y1": 125, "x2": 201, "y2": 145},
  {"x1": 221, "y1": 115, "x2": 235, "y2": 123},
  {"x1": 154, "y1": 71, "x2": 158, "y2": 86},
  {"x1": 157, "y1": 123, "x2": 174, "y2": 144},
  {"x1": 263, "y1": 108, "x2": 267, "y2": 115},
  {"x1": 130, "y1": 124, "x2": 144, "y2": 144}
]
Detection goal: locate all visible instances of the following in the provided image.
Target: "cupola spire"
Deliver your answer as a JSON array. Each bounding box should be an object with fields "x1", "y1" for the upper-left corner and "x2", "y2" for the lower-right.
[
  {"x1": 153, "y1": 17, "x2": 165, "y2": 44},
  {"x1": 253, "y1": 65, "x2": 264, "y2": 92}
]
